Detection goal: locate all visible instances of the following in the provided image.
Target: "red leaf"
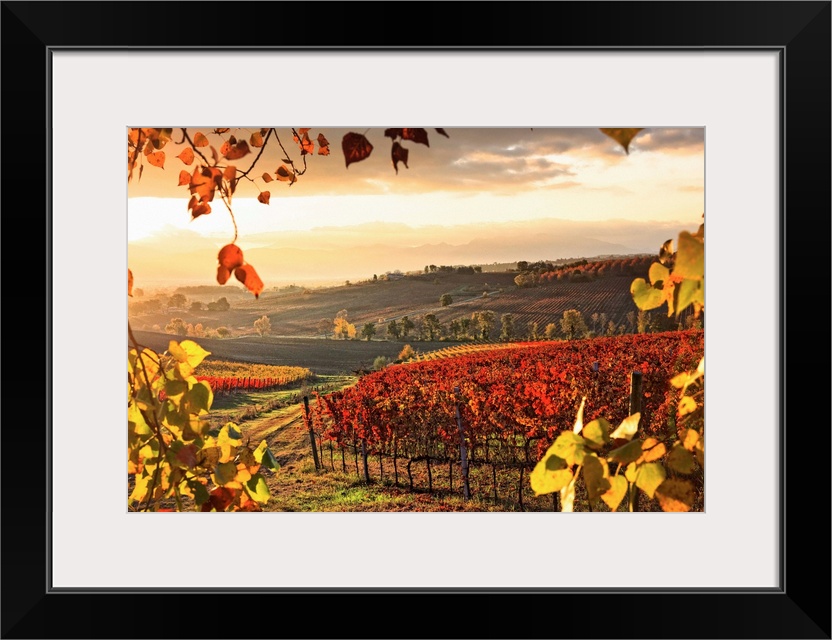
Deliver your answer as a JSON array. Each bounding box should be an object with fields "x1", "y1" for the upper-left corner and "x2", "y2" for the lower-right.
[
  {"x1": 128, "y1": 269, "x2": 134, "y2": 296},
  {"x1": 208, "y1": 487, "x2": 235, "y2": 511},
  {"x1": 342, "y1": 132, "x2": 373, "y2": 168},
  {"x1": 235, "y1": 264, "x2": 264, "y2": 298},
  {"x1": 384, "y1": 128, "x2": 403, "y2": 140},
  {"x1": 435, "y1": 128, "x2": 449, "y2": 138},
  {"x1": 177, "y1": 147, "x2": 195, "y2": 165},
  {"x1": 193, "y1": 132, "x2": 209, "y2": 147},
  {"x1": 402, "y1": 128, "x2": 429, "y2": 147},
  {"x1": 218, "y1": 244, "x2": 244, "y2": 270},
  {"x1": 217, "y1": 265, "x2": 231, "y2": 285},
  {"x1": 175, "y1": 444, "x2": 198, "y2": 469},
  {"x1": 178, "y1": 170, "x2": 191, "y2": 186},
  {"x1": 391, "y1": 142, "x2": 409, "y2": 174},
  {"x1": 257, "y1": 191, "x2": 271, "y2": 205}
]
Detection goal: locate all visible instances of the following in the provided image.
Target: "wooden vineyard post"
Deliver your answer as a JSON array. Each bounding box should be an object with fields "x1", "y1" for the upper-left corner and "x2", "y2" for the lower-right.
[
  {"x1": 361, "y1": 439, "x2": 370, "y2": 484},
  {"x1": 628, "y1": 371, "x2": 643, "y2": 512},
  {"x1": 454, "y1": 386, "x2": 471, "y2": 500},
  {"x1": 302, "y1": 396, "x2": 320, "y2": 471}
]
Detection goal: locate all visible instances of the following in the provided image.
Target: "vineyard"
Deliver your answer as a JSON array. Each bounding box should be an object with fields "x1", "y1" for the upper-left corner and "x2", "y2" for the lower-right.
[
  {"x1": 310, "y1": 330, "x2": 703, "y2": 510},
  {"x1": 193, "y1": 359, "x2": 313, "y2": 395}
]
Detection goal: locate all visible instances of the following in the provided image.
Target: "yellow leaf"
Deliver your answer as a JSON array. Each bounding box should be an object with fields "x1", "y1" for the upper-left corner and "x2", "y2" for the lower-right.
[
  {"x1": 678, "y1": 396, "x2": 698, "y2": 416},
  {"x1": 601, "y1": 475, "x2": 628, "y2": 511},
  {"x1": 656, "y1": 479, "x2": 695, "y2": 512},
  {"x1": 682, "y1": 429, "x2": 700, "y2": 451},
  {"x1": 639, "y1": 438, "x2": 667, "y2": 463},
  {"x1": 635, "y1": 462, "x2": 666, "y2": 499},
  {"x1": 583, "y1": 455, "x2": 611, "y2": 500},
  {"x1": 178, "y1": 340, "x2": 211, "y2": 369},
  {"x1": 624, "y1": 462, "x2": 638, "y2": 483},
  {"x1": 666, "y1": 445, "x2": 696, "y2": 475},
  {"x1": 609, "y1": 413, "x2": 640, "y2": 441}
]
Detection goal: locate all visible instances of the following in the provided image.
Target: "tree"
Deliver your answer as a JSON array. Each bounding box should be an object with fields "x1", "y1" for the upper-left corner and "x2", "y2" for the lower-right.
[
  {"x1": 334, "y1": 317, "x2": 356, "y2": 340},
  {"x1": 207, "y1": 297, "x2": 230, "y2": 312},
  {"x1": 516, "y1": 260, "x2": 529, "y2": 271},
  {"x1": 254, "y1": 315, "x2": 271, "y2": 336},
  {"x1": 190, "y1": 301, "x2": 204, "y2": 313},
  {"x1": 400, "y1": 316, "x2": 414, "y2": 338},
  {"x1": 317, "y1": 318, "x2": 332, "y2": 338},
  {"x1": 500, "y1": 313, "x2": 515, "y2": 341},
  {"x1": 165, "y1": 317, "x2": 188, "y2": 336},
  {"x1": 473, "y1": 311, "x2": 495, "y2": 340},
  {"x1": 168, "y1": 293, "x2": 187, "y2": 309},
  {"x1": 560, "y1": 309, "x2": 588, "y2": 340},
  {"x1": 373, "y1": 355, "x2": 391, "y2": 370},
  {"x1": 460, "y1": 317, "x2": 473, "y2": 339},
  {"x1": 216, "y1": 326, "x2": 230, "y2": 338},
  {"x1": 386, "y1": 319, "x2": 401, "y2": 340},
  {"x1": 527, "y1": 321, "x2": 540, "y2": 341},
  {"x1": 397, "y1": 344, "x2": 415, "y2": 361},
  {"x1": 448, "y1": 319, "x2": 462, "y2": 340},
  {"x1": 544, "y1": 323, "x2": 559, "y2": 340},
  {"x1": 361, "y1": 322, "x2": 376, "y2": 341},
  {"x1": 421, "y1": 314, "x2": 441, "y2": 341},
  {"x1": 440, "y1": 293, "x2": 453, "y2": 307}
]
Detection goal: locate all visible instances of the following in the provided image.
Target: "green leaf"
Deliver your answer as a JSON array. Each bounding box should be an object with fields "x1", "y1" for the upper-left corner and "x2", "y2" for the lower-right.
[
  {"x1": 164, "y1": 379, "x2": 189, "y2": 399},
  {"x1": 673, "y1": 231, "x2": 704, "y2": 280},
  {"x1": 635, "y1": 462, "x2": 666, "y2": 499},
  {"x1": 601, "y1": 475, "x2": 628, "y2": 511},
  {"x1": 253, "y1": 439, "x2": 280, "y2": 470},
  {"x1": 189, "y1": 480, "x2": 210, "y2": 506},
  {"x1": 609, "y1": 413, "x2": 640, "y2": 441},
  {"x1": 245, "y1": 474, "x2": 270, "y2": 504},
  {"x1": 128, "y1": 404, "x2": 152, "y2": 446},
  {"x1": 608, "y1": 440, "x2": 643, "y2": 465},
  {"x1": 549, "y1": 431, "x2": 587, "y2": 466},
  {"x1": 184, "y1": 381, "x2": 212, "y2": 414},
  {"x1": 630, "y1": 278, "x2": 664, "y2": 311},
  {"x1": 666, "y1": 445, "x2": 696, "y2": 474},
  {"x1": 676, "y1": 278, "x2": 703, "y2": 315},
  {"x1": 582, "y1": 418, "x2": 610, "y2": 449},
  {"x1": 530, "y1": 456, "x2": 572, "y2": 496},
  {"x1": 253, "y1": 440, "x2": 268, "y2": 464},
  {"x1": 648, "y1": 262, "x2": 670, "y2": 286},
  {"x1": 583, "y1": 455, "x2": 611, "y2": 500},
  {"x1": 213, "y1": 461, "x2": 237, "y2": 486}
]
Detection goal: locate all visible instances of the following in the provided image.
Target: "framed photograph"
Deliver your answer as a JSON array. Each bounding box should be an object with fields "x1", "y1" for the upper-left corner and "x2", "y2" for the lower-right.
[{"x1": 3, "y1": 1, "x2": 829, "y2": 638}]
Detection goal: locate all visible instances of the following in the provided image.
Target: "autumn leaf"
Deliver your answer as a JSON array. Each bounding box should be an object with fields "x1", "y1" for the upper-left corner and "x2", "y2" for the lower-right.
[
  {"x1": 317, "y1": 133, "x2": 330, "y2": 155},
  {"x1": 342, "y1": 132, "x2": 373, "y2": 168},
  {"x1": 258, "y1": 191, "x2": 270, "y2": 205},
  {"x1": 187, "y1": 196, "x2": 211, "y2": 219},
  {"x1": 220, "y1": 139, "x2": 251, "y2": 160},
  {"x1": 217, "y1": 265, "x2": 231, "y2": 285},
  {"x1": 218, "y1": 244, "x2": 244, "y2": 270},
  {"x1": 145, "y1": 151, "x2": 165, "y2": 168},
  {"x1": 193, "y1": 132, "x2": 209, "y2": 147},
  {"x1": 294, "y1": 130, "x2": 314, "y2": 155},
  {"x1": 128, "y1": 269, "x2": 134, "y2": 296},
  {"x1": 175, "y1": 444, "x2": 198, "y2": 469},
  {"x1": 177, "y1": 147, "x2": 195, "y2": 165},
  {"x1": 655, "y1": 479, "x2": 695, "y2": 512},
  {"x1": 189, "y1": 167, "x2": 222, "y2": 202},
  {"x1": 178, "y1": 170, "x2": 190, "y2": 186},
  {"x1": 384, "y1": 128, "x2": 403, "y2": 140},
  {"x1": 600, "y1": 128, "x2": 645, "y2": 154},
  {"x1": 275, "y1": 165, "x2": 296, "y2": 183},
  {"x1": 223, "y1": 165, "x2": 236, "y2": 181},
  {"x1": 435, "y1": 128, "x2": 450, "y2": 138},
  {"x1": 261, "y1": 172, "x2": 273, "y2": 183},
  {"x1": 203, "y1": 487, "x2": 235, "y2": 512},
  {"x1": 250, "y1": 131, "x2": 264, "y2": 148},
  {"x1": 212, "y1": 128, "x2": 230, "y2": 135},
  {"x1": 235, "y1": 264, "x2": 264, "y2": 298},
  {"x1": 391, "y1": 142, "x2": 409, "y2": 174},
  {"x1": 402, "y1": 128, "x2": 429, "y2": 147}
]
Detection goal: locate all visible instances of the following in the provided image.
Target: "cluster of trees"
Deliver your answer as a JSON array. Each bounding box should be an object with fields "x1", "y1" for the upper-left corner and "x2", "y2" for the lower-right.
[
  {"x1": 164, "y1": 318, "x2": 231, "y2": 339},
  {"x1": 131, "y1": 294, "x2": 231, "y2": 314},
  {"x1": 513, "y1": 256, "x2": 654, "y2": 288},
  {"x1": 423, "y1": 264, "x2": 483, "y2": 274}
]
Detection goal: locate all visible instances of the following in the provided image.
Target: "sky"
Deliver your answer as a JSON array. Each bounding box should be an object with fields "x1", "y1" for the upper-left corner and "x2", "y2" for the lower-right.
[{"x1": 127, "y1": 127, "x2": 704, "y2": 287}]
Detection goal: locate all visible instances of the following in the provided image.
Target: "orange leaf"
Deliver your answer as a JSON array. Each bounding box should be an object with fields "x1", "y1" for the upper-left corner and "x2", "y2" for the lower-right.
[
  {"x1": 223, "y1": 165, "x2": 237, "y2": 181},
  {"x1": 178, "y1": 170, "x2": 190, "y2": 186},
  {"x1": 391, "y1": 142, "x2": 409, "y2": 174},
  {"x1": 261, "y1": 172, "x2": 273, "y2": 183},
  {"x1": 235, "y1": 264, "x2": 264, "y2": 298},
  {"x1": 187, "y1": 196, "x2": 211, "y2": 219},
  {"x1": 342, "y1": 132, "x2": 373, "y2": 168},
  {"x1": 600, "y1": 128, "x2": 645, "y2": 154},
  {"x1": 218, "y1": 244, "x2": 244, "y2": 270},
  {"x1": 250, "y1": 131, "x2": 264, "y2": 148},
  {"x1": 128, "y1": 269, "x2": 134, "y2": 296},
  {"x1": 146, "y1": 151, "x2": 165, "y2": 168},
  {"x1": 317, "y1": 133, "x2": 330, "y2": 156},
  {"x1": 298, "y1": 127, "x2": 311, "y2": 135},
  {"x1": 275, "y1": 165, "x2": 296, "y2": 183},
  {"x1": 189, "y1": 167, "x2": 222, "y2": 202},
  {"x1": 217, "y1": 265, "x2": 231, "y2": 285},
  {"x1": 220, "y1": 140, "x2": 251, "y2": 160},
  {"x1": 193, "y1": 132, "x2": 209, "y2": 147},
  {"x1": 258, "y1": 191, "x2": 271, "y2": 205},
  {"x1": 177, "y1": 147, "x2": 195, "y2": 165},
  {"x1": 402, "y1": 128, "x2": 429, "y2": 147}
]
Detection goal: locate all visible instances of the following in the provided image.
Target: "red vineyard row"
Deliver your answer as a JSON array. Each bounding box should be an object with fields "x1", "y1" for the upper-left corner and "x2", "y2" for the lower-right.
[
  {"x1": 313, "y1": 330, "x2": 703, "y2": 461},
  {"x1": 195, "y1": 376, "x2": 298, "y2": 395}
]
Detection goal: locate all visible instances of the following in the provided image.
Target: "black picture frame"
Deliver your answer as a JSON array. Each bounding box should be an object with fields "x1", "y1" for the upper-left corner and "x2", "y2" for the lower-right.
[{"x1": 2, "y1": 2, "x2": 829, "y2": 638}]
